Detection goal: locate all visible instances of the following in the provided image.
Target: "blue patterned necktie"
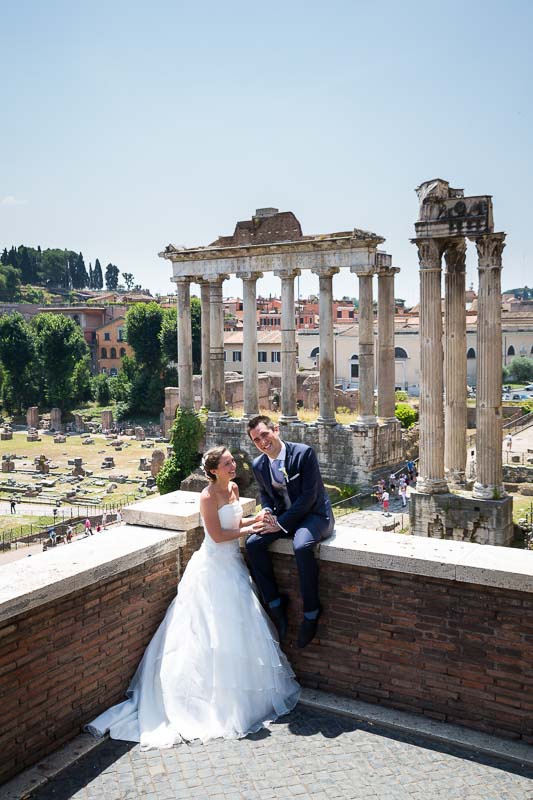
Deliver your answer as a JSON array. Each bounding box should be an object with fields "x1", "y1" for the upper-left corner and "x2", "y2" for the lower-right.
[{"x1": 271, "y1": 458, "x2": 286, "y2": 484}]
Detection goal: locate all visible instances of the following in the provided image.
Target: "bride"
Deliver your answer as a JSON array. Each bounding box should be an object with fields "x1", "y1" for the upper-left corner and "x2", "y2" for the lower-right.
[{"x1": 86, "y1": 446, "x2": 300, "y2": 748}]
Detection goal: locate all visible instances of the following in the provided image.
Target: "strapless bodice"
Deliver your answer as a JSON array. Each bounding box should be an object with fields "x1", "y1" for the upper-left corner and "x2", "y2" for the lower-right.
[{"x1": 202, "y1": 501, "x2": 243, "y2": 556}]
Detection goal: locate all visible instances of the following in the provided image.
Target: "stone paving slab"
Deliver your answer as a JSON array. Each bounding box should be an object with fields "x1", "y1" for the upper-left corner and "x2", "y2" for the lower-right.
[{"x1": 14, "y1": 705, "x2": 533, "y2": 800}]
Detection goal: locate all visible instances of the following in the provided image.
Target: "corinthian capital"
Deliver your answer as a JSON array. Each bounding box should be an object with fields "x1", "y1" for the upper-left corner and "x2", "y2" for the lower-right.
[
  {"x1": 444, "y1": 238, "x2": 467, "y2": 273},
  {"x1": 474, "y1": 233, "x2": 506, "y2": 268},
  {"x1": 412, "y1": 238, "x2": 442, "y2": 270}
]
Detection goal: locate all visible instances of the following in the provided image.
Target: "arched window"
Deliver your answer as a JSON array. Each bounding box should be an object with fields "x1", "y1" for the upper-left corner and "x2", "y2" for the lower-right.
[
  {"x1": 310, "y1": 346, "x2": 320, "y2": 358},
  {"x1": 110, "y1": 347, "x2": 117, "y2": 359},
  {"x1": 395, "y1": 347, "x2": 408, "y2": 359},
  {"x1": 120, "y1": 347, "x2": 126, "y2": 357},
  {"x1": 101, "y1": 347, "x2": 107, "y2": 359},
  {"x1": 467, "y1": 347, "x2": 476, "y2": 359},
  {"x1": 350, "y1": 354, "x2": 359, "y2": 379},
  {"x1": 507, "y1": 345, "x2": 515, "y2": 357}
]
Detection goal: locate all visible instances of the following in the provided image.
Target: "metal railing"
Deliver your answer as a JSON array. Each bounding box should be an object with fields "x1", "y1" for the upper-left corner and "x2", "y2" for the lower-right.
[{"x1": 0, "y1": 495, "x2": 136, "y2": 551}]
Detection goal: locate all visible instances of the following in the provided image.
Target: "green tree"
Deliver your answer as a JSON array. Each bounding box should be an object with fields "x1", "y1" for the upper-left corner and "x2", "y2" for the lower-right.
[
  {"x1": 505, "y1": 356, "x2": 533, "y2": 384},
  {"x1": 105, "y1": 263, "x2": 120, "y2": 290},
  {"x1": 72, "y1": 357, "x2": 92, "y2": 402},
  {"x1": 0, "y1": 312, "x2": 36, "y2": 412},
  {"x1": 122, "y1": 272, "x2": 135, "y2": 290},
  {"x1": 395, "y1": 402, "x2": 418, "y2": 429},
  {"x1": 160, "y1": 296, "x2": 201, "y2": 373},
  {"x1": 156, "y1": 408, "x2": 205, "y2": 494},
  {"x1": 32, "y1": 313, "x2": 90, "y2": 410},
  {"x1": 126, "y1": 302, "x2": 163, "y2": 367},
  {"x1": 93, "y1": 259, "x2": 104, "y2": 290},
  {"x1": 0, "y1": 265, "x2": 22, "y2": 300},
  {"x1": 92, "y1": 373, "x2": 111, "y2": 405}
]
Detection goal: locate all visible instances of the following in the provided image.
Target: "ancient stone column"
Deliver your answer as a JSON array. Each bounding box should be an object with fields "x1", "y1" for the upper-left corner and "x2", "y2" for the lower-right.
[
  {"x1": 312, "y1": 267, "x2": 339, "y2": 425},
  {"x1": 199, "y1": 280, "x2": 211, "y2": 408},
  {"x1": 356, "y1": 270, "x2": 377, "y2": 424},
  {"x1": 377, "y1": 266, "x2": 399, "y2": 421},
  {"x1": 240, "y1": 271, "x2": 263, "y2": 419},
  {"x1": 275, "y1": 269, "x2": 300, "y2": 423},
  {"x1": 176, "y1": 277, "x2": 193, "y2": 409},
  {"x1": 414, "y1": 238, "x2": 448, "y2": 494},
  {"x1": 444, "y1": 239, "x2": 467, "y2": 485},
  {"x1": 208, "y1": 275, "x2": 227, "y2": 416},
  {"x1": 472, "y1": 233, "x2": 506, "y2": 499}
]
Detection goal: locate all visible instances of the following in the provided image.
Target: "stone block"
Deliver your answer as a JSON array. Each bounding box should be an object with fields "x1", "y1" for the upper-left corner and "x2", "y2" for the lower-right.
[{"x1": 409, "y1": 490, "x2": 514, "y2": 546}]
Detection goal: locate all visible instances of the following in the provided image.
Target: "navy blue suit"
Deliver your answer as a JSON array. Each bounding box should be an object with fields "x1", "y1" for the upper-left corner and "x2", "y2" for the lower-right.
[{"x1": 245, "y1": 441, "x2": 334, "y2": 613}]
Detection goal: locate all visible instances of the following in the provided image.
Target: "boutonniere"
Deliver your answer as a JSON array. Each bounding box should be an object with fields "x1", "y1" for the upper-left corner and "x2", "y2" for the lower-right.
[{"x1": 280, "y1": 466, "x2": 289, "y2": 481}]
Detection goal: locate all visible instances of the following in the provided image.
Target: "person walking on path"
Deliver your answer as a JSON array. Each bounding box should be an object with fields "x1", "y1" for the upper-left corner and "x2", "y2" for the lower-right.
[
  {"x1": 400, "y1": 483, "x2": 408, "y2": 508},
  {"x1": 84, "y1": 517, "x2": 93, "y2": 536},
  {"x1": 382, "y1": 490, "x2": 390, "y2": 515},
  {"x1": 10, "y1": 498, "x2": 16, "y2": 514},
  {"x1": 505, "y1": 433, "x2": 513, "y2": 452}
]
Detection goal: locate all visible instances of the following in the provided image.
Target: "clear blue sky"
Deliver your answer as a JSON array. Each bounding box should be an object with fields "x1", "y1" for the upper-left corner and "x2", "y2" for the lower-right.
[{"x1": 1, "y1": 0, "x2": 532, "y2": 305}]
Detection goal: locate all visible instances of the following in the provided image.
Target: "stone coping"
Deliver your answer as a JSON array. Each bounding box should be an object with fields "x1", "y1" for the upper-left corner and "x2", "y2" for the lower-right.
[
  {"x1": 3, "y1": 508, "x2": 532, "y2": 627},
  {"x1": 270, "y1": 525, "x2": 533, "y2": 593},
  {"x1": 123, "y1": 490, "x2": 256, "y2": 530},
  {"x1": 0, "y1": 525, "x2": 185, "y2": 625}
]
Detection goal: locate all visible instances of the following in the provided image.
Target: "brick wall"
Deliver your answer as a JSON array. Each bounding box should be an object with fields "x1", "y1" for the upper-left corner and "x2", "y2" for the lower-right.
[
  {"x1": 270, "y1": 553, "x2": 533, "y2": 743},
  {"x1": 0, "y1": 551, "x2": 179, "y2": 784}
]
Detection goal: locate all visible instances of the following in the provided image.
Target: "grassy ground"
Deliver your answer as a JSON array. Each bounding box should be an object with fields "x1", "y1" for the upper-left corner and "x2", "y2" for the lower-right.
[{"x1": 0, "y1": 430, "x2": 164, "y2": 541}]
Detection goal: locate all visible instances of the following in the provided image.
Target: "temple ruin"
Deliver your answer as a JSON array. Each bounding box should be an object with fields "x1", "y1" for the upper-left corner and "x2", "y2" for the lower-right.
[
  {"x1": 409, "y1": 179, "x2": 513, "y2": 545},
  {"x1": 160, "y1": 209, "x2": 402, "y2": 486}
]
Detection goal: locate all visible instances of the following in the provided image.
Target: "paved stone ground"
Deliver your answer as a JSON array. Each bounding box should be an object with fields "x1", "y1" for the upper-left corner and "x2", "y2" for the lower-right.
[{"x1": 27, "y1": 706, "x2": 533, "y2": 800}]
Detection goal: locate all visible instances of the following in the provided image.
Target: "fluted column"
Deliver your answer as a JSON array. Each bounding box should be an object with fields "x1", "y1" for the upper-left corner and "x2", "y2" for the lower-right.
[
  {"x1": 444, "y1": 239, "x2": 467, "y2": 485},
  {"x1": 472, "y1": 233, "x2": 506, "y2": 499},
  {"x1": 199, "y1": 280, "x2": 211, "y2": 408},
  {"x1": 240, "y1": 271, "x2": 263, "y2": 419},
  {"x1": 377, "y1": 266, "x2": 399, "y2": 421},
  {"x1": 208, "y1": 274, "x2": 228, "y2": 417},
  {"x1": 175, "y1": 277, "x2": 193, "y2": 409},
  {"x1": 356, "y1": 270, "x2": 377, "y2": 424},
  {"x1": 414, "y1": 238, "x2": 448, "y2": 494},
  {"x1": 275, "y1": 269, "x2": 300, "y2": 423},
  {"x1": 313, "y1": 267, "x2": 339, "y2": 425}
]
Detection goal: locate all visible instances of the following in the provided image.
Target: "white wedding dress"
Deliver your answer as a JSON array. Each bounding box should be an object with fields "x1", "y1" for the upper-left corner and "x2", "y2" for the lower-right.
[{"x1": 86, "y1": 501, "x2": 300, "y2": 748}]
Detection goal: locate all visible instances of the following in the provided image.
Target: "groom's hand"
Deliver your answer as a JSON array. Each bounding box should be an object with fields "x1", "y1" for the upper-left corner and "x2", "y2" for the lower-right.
[{"x1": 257, "y1": 515, "x2": 282, "y2": 534}]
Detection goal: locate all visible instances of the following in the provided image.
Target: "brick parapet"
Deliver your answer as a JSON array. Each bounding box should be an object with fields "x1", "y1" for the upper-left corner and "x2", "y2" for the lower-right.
[{"x1": 2, "y1": 503, "x2": 533, "y2": 783}]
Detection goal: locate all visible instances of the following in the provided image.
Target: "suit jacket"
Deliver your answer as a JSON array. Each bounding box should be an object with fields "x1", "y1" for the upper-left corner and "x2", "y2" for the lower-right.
[{"x1": 252, "y1": 441, "x2": 332, "y2": 535}]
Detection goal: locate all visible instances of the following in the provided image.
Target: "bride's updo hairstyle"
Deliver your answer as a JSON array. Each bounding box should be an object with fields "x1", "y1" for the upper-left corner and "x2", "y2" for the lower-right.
[{"x1": 202, "y1": 446, "x2": 228, "y2": 482}]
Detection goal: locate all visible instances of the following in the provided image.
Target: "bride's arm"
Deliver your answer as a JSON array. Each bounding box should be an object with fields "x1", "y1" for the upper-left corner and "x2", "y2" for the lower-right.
[
  {"x1": 200, "y1": 492, "x2": 259, "y2": 543},
  {"x1": 231, "y1": 482, "x2": 264, "y2": 529}
]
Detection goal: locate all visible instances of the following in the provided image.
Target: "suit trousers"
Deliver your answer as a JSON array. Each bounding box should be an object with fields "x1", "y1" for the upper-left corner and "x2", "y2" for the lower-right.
[{"x1": 245, "y1": 513, "x2": 334, "y2": 613}]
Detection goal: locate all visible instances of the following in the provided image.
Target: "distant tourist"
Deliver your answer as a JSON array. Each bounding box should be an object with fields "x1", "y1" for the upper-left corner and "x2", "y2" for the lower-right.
[
  {"x1": 505, "y1": 433, "x2": 513, "y2": 451},
  {"x1": 400, "y1": 483, "x2": 408, "y2": 508},
  {"x1": 48, "y1": 528, "x2": 57, "y2": 545},
  {"x1": 66, "y1": 524, "x2": 73, "y2": 543},
  {"x1": 382, "y1": 489, "x2": 390, "y2": 514},
  {"x1": 10, "y1": 498, "x2": 16, "y2": 514},
  {"x1": 84, "y1": 517, "x2": 93, "y2": 536}
]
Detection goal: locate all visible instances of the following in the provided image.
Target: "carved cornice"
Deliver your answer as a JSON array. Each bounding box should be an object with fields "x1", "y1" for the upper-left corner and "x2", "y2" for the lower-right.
[
  {"x1": 472, "y1": 233, "x2": 506, "y2": 268},
  {"x1": 205, "y1": 274, "x2": 229, "y2": 284},
  {"x1": 444, "y1": 238, "x2": 467, "y2": 273}
]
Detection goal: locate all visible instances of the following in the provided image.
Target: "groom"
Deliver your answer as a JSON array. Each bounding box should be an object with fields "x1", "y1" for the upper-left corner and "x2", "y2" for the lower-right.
[{"x1": 245, "y1": 415, "x2": 334, "y2": 648}]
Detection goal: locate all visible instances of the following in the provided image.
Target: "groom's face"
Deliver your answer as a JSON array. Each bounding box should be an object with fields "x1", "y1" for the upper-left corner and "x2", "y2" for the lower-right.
[{"x1": 248, "y1": 421, "x2": 282, "y2": 459}]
